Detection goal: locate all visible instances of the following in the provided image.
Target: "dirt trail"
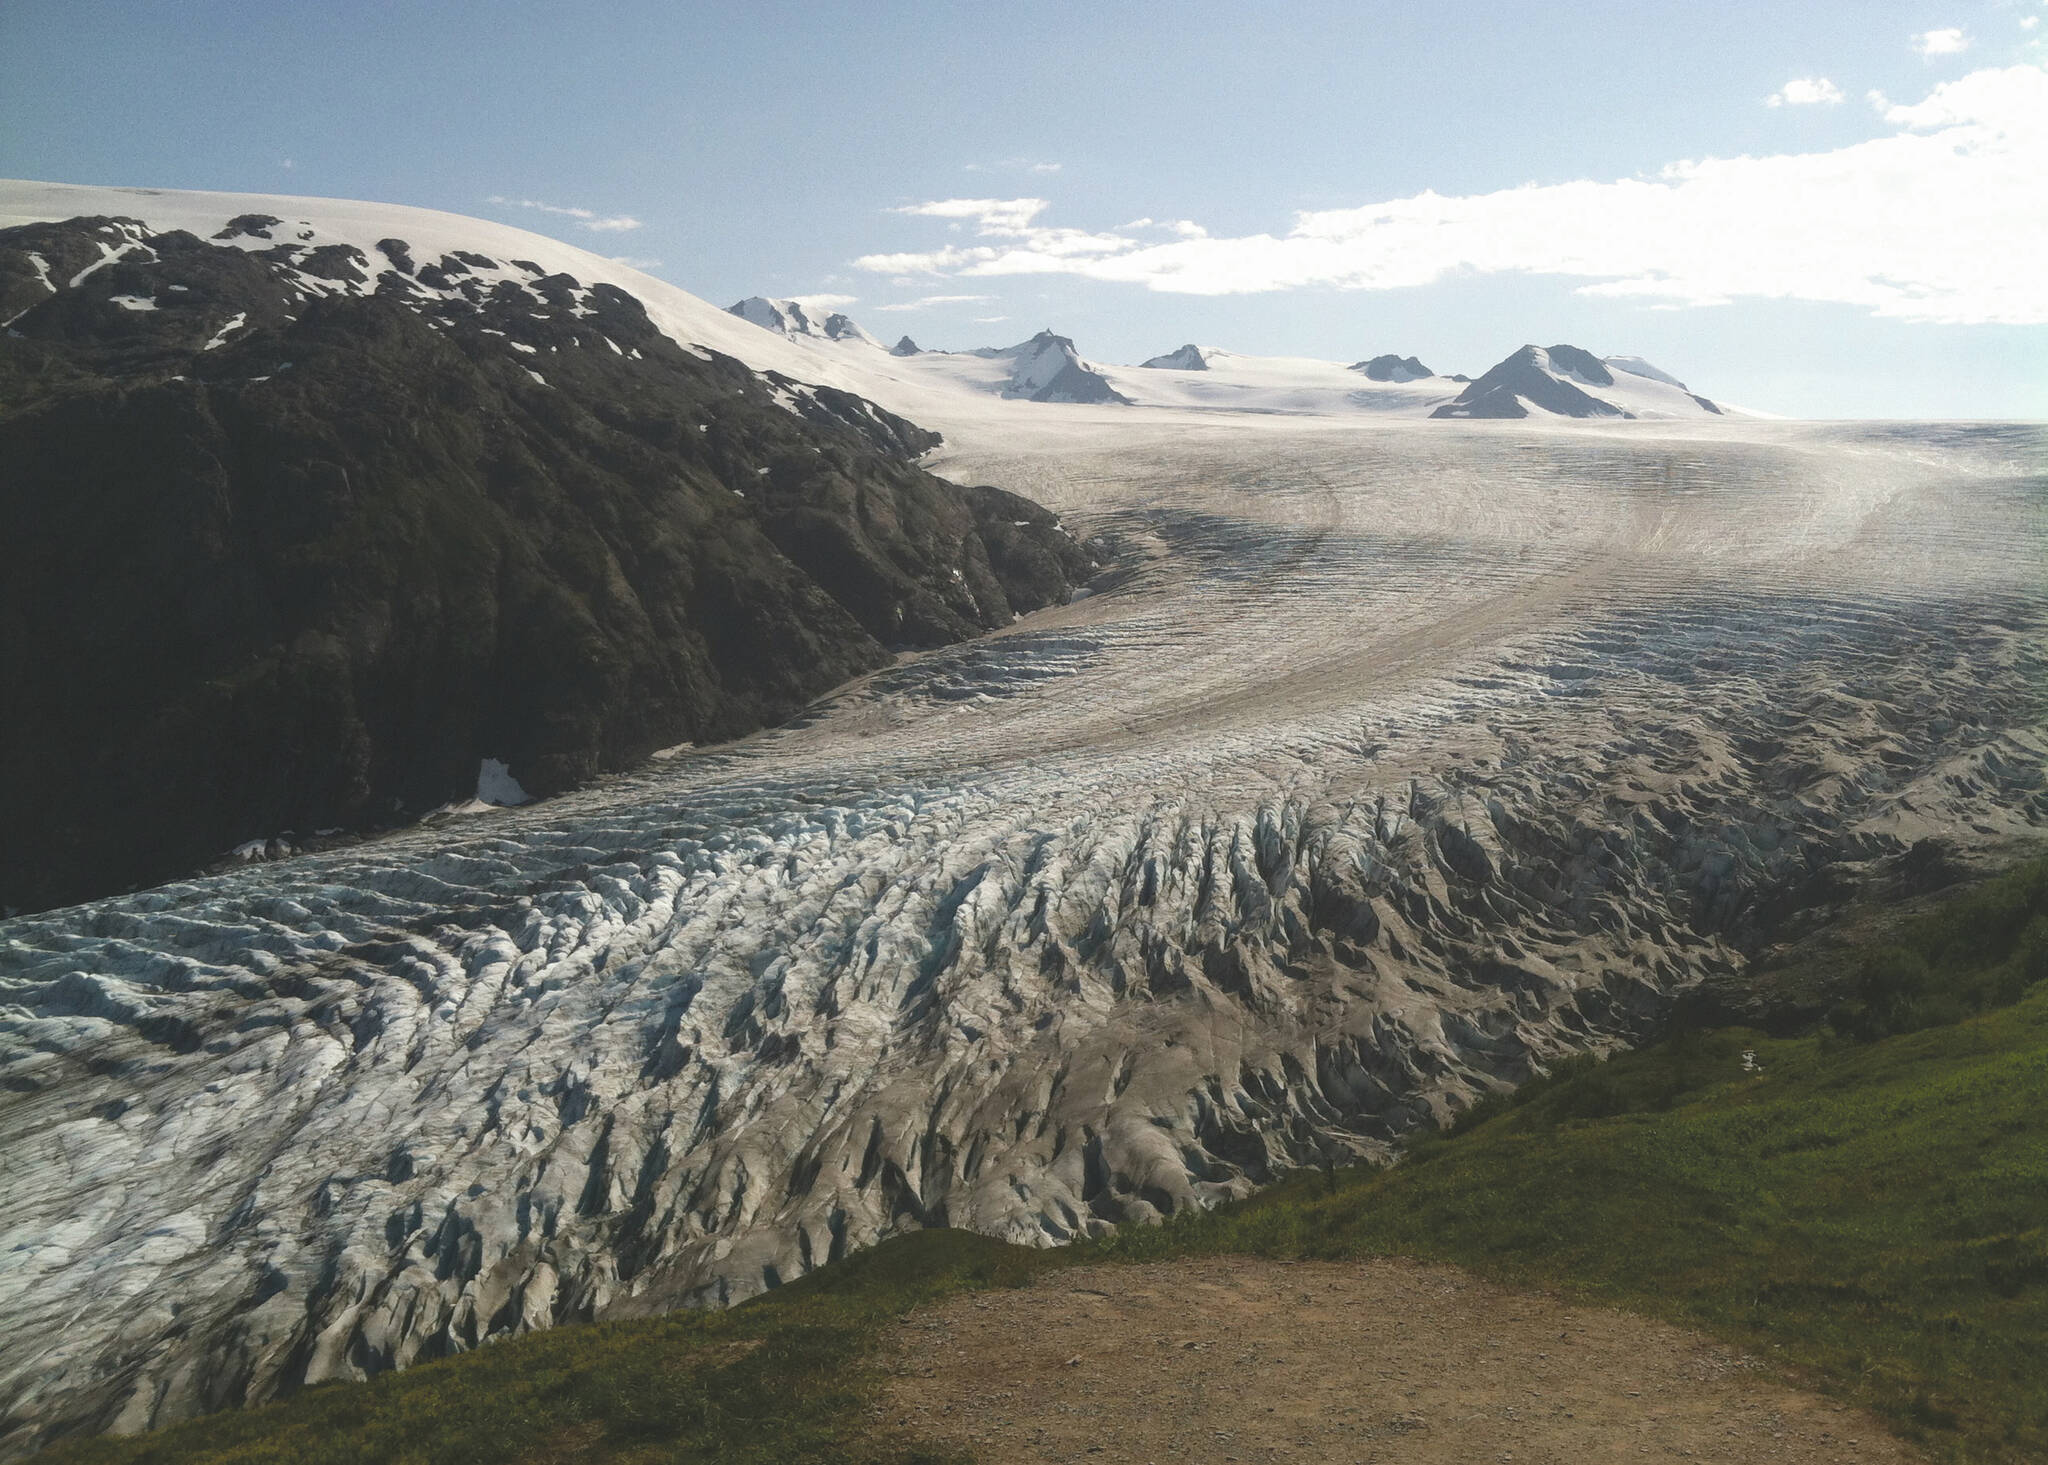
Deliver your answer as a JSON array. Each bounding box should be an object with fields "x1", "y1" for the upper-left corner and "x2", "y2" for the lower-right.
[{"x1": 883, "y1": 1257, "x2": 1919, "y2": 1464}]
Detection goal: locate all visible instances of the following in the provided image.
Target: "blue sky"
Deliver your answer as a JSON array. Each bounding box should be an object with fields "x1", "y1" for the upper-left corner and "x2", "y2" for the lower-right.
[{"x1": 3, "y1": 0, "x2": 2044, "y2": 418}]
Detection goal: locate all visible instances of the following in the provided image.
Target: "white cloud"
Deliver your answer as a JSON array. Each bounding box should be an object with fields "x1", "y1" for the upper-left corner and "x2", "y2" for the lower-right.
[
  {"x1": 789, "y1": 293, "x2": 857, "y2": 309},
  {"x1": 871, "y1": 293, "x2": 995, "y2": 312},
  {"x1": 1767, "y1": 76, "x2": 1844, "y2": 106},
  {"x1": 489, "y1": 196, "x2": 643, "y2": 232},
  {"x1": 892, "y1": 197, "x2": 1049, "y2": 233},
  {"x1": 1914, "y1": 27, "x2": 1971, "y2": 55},
  {"x1": 1117, "y1": 217, "x2": 1209, "y2": 236},
  {"x1": 607, "y1": 255, "x2": 664, "y2": 271},
  {"x1": 971, "y1": 315, "x2": 1009, "y2": 324},
  {"x1": 853, "y1": 65, "x2": 2048, "y2": 326},
  {"x1": 279, "y1": 157, "x2": 296, "y2": 171},
  {"x1": 2022, "y1": 15, "x2": 2039, "y2": 30}
]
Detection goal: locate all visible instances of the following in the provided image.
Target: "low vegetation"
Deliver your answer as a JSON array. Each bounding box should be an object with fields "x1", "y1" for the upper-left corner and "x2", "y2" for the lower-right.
[{"x1": 40, "y1": 857, "x2": 2048, "y2": 1464}]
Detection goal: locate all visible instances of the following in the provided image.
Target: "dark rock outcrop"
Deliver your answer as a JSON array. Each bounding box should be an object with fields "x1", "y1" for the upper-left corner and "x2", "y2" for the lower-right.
[
  {"x1": 890, "y1": 335, "x2": 921, "y2": 356},
  {"x1": 1140, "y1": 344, "x2": 1209, "y2": 371},
  {"x1": 0, "y1": 217, "x2": 1085, "y2": 913},
  {"x1": 1350, "y1": 353, "x2": 1432, "y2": 383}
]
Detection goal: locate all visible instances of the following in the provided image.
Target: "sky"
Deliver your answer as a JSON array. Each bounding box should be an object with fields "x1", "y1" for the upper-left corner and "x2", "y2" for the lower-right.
[{"x1": 3, "y1": 0, "x2": 2045, "y2": 419}]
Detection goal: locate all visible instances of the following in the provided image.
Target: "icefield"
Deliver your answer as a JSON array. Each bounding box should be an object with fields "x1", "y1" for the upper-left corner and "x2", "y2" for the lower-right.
[{"x1": 1, "y1": 201, "x2": 2045, "y2": 1447}]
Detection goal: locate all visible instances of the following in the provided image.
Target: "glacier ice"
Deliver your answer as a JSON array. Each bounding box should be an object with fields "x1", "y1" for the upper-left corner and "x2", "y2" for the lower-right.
[{"x1": 1, "y1": 416, "x2": 2044, "y2": 1453}]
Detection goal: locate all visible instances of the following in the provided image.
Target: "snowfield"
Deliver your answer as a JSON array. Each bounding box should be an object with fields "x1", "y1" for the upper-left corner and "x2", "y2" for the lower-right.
[{"x1": 1, "y1": 182, "x2": 2044, "y2": 1454}]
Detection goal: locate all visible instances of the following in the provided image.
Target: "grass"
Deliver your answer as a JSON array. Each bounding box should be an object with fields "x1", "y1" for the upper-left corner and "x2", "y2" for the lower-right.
[
  {"x1": 38, "y1": 1230, "x2": 1053, "y2": 1465},
  {"x1": 1092, "y1": 855, "x2": 2048, "y2": 1461},
  {"x1": 37, "y1": 857, "x2": 2048, "y2": 1464}
]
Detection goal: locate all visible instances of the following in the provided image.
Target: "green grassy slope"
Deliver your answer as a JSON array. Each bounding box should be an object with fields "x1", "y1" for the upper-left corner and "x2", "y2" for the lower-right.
[{"x1": 37, "y1": 859, "x2": 2048, "y2": 1465}]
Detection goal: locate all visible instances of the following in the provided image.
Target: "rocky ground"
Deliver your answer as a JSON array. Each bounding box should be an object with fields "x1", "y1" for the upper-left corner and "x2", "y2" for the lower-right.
[{"x1": 883, "y1": 1256, "x2": 1922, "y2": 1463}]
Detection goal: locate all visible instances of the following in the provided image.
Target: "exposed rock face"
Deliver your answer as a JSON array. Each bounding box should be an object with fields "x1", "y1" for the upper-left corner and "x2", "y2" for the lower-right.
[
  {"x1": 1140, "y1": 344, "x2": 1209, "y2": 371},
  {"x1": 1351, "y1": 353, "x2": 1433, "y2": 383},
  {"x1": 1431, "y1": 344, "x2": 1631, "y2": 419},
  {"x1": 1540, "y1": 343, "x2": 1614, "y2": 387},
  {"x1": 0, "y1": 217, "x2": 1084, "y2": 913},
  {"x1": 891, "y1": 334, "x2": 921, "y2": 356},
  {"x1": 976, "y1": 330, "x2": 1130, "y2": 404}
]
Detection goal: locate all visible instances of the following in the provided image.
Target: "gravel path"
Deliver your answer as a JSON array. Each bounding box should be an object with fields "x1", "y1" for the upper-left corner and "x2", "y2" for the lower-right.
[{"x1": 885, "y1": 1256, "x2": 1920, "y2": 1464}]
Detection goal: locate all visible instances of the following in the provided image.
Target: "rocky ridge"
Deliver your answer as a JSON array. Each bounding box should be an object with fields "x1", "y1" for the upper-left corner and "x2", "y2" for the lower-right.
[
  {"x1": 1139, "y1": 344, "x2": 1211, "y2": 371},
  {"x1": 1351, "y1": 353, "x2": 1434, "y2": 383}
]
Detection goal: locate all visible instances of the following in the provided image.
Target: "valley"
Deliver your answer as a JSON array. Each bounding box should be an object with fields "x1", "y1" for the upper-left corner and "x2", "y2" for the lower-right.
[{"x1": 3, "y1": 399, "x2": 2041, "y2": 1452}]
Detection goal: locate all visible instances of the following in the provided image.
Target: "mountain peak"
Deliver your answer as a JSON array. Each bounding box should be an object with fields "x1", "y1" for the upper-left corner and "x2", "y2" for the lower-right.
[
  {"x1": 1350, "y1": 353, "x2": 1433, "y2": 383},
  {"x1": 1431, "y1": 343, "x2": 1724, "y2": 420},
  {"x1": 728, "y1": 296, "x2": 880, "y2": 347},
  {"x1": 971, "y1": 329, "x2": 1129, "y2": 404},
  {"x1": 1140, "y1": 344, "x2": 1211, "y2": 371}
]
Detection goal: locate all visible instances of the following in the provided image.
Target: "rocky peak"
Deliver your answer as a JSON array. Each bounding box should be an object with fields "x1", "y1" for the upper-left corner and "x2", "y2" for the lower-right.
[
  {"x1": 1350, "y1": 353, "x2": 1433, "y2": 383},
  {"x1": 1140, "y1": 344, "x2": 1210, "y2": 371}
]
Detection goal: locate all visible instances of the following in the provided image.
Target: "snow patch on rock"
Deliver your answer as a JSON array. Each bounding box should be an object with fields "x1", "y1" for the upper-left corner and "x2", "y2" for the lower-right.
[{"x1": 476, "y1": 758, "x2": 532, "y2": 807}]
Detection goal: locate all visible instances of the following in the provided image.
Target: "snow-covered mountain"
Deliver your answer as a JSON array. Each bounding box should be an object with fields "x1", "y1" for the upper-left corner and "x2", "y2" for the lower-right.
[
  {"x1": 971, "y1": 328, "x2": 1129, "y2": 404},
  {"x1": 727, "y1": 295, "x2": 881, "y2": 346},
  {"x1": 1432, "y1": 344, "x2": 1723, "y2": 420},
  {"x1": 0, "y1": 184, "x2": 1735, "y2": 445}
]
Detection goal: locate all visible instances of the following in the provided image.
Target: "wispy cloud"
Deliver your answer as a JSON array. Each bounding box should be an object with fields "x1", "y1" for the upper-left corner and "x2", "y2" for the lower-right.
[
  {"x1": 607, "y1": 255, "x2": 664, "y2": 272},
  {"x1": 963, "y1": 158, "x2": 1062, "y2": 175},
  {"x1": 854, "y1": 65, "x2": 2048, "y2": 326},
  {"x1": 789, "y1": 293, "x2": 857, "y2": 309},
  {"x1": 488, "y1": 196, "x2": 643, "y2": 232},
  {"x1": 1767, "y1": 76, "x2": 1844, "y2": 106},
  {"x1": 1913, "y1": 27, "x2": 1971, "y2": 55},
  {"x1": 1118, "y1": 217, "x2": 1210, "y2": 237},
  {"x1": 891, "y1": 197, "x2": 1051, "y2": 233},
  {"x1": 871, "y1": 293, "x2": 995, "y2": 312},
  {"x1": 867, "y1": 197, "x2": 1134, "y2": 273},
  {"x1": 279, "y1": 157, "x2": 296, "y2": 171}
]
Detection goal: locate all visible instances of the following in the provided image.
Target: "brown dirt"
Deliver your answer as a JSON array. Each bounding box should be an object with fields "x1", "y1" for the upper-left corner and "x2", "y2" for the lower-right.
[{"x1": 880, "y1": 1256, "x2": 1921, "y2": 1464}]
